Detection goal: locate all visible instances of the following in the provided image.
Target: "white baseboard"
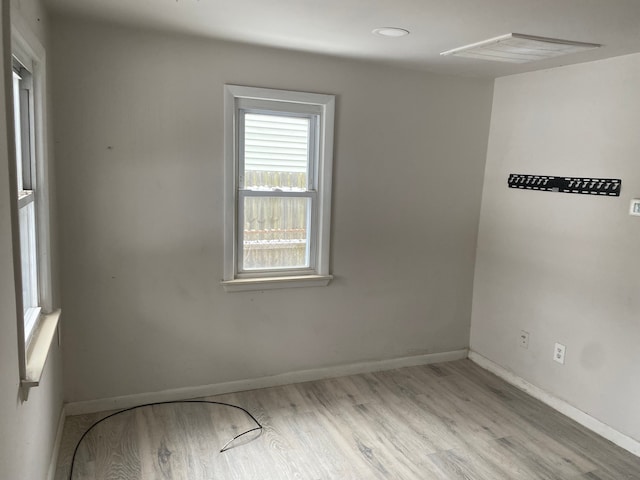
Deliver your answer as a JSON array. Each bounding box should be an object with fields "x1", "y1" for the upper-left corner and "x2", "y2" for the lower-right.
[
  {"x1": 66, "y1": 349, "x2": 468, "y2": 416},
  {"x1": 46, "y1": 404, "x2": 66, "y2": 480},
  {"x1": 468, "y1": 350, "x2": 640, "y2": 458}
]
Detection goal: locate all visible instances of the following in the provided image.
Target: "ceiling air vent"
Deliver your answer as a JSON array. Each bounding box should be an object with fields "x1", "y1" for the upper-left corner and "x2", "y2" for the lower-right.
[{"x1": 440, "y1": 33, "x2": 601, "y2": 63}]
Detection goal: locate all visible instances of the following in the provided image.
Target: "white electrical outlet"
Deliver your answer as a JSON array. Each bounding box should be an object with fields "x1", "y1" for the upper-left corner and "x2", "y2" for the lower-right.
[
  {"x1": 554, "y1": 343, "x2": 566, "y2": 364},
  {"x1": 519, "y1": 330, "x2": 529, "y2": 349}
]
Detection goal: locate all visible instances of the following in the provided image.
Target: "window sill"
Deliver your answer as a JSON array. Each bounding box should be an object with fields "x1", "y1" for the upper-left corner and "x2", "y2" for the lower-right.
[
  {"x1": 222, "y1": 275, "x2": 332, "y2": 292},
  {"x1": 21, "y1": 309, "x2": 61, "y2": 389}
]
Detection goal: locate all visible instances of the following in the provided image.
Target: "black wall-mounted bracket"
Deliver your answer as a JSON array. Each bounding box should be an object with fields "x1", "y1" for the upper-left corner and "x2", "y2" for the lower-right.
[{"x1": 508, "y1": 174, "x2": 621, "y2": 197}]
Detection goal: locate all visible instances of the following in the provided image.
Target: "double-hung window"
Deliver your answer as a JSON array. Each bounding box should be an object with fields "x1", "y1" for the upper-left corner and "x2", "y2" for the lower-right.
[
  {"x1": 223, "y1": 85, "x2": 335, "y2": 291},
  {"x1": 12, "y1": 59, "x2": 40, "y2": 343},
  {"x1": 10, "y1": 26, "x2": 59, "y2": 391}
]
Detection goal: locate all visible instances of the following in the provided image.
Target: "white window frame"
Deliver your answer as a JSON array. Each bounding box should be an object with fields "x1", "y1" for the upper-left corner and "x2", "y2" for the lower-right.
[
  {"x1": 9, "y1": 18, "x2": 61, "y2": 392},
  {"x1": 13, "y1": 57, "x2": 41, "y2": 343},
  {"x1": 222, "y1": 85, "x2": 335, "y2": 292}
]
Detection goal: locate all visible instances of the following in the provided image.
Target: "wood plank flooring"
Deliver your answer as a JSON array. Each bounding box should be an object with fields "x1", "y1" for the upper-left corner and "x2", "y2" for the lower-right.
[{"x1": 55, "y1": 360, "x2": 640, "y2": 479}]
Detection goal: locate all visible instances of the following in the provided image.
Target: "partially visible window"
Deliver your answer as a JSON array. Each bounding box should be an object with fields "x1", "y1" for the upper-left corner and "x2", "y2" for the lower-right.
[
  {"x1": 12, "y1": 58, "x2": 41, "y2": 345},
  {"x1": 9, "y1": 24, "x2": 59, "y2": 391},
  {"x1": 223, "y1": 86, "x2": 335, "y2": 291}
]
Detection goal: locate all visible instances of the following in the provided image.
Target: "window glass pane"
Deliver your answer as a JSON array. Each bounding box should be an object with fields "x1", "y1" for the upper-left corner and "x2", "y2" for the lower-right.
[
  {"x1": 19, "y1": 201, "x2": 38, "y2": 313},
  {"x1": 242, "y1": 196, "x2": 310, "y2": 270},
  {"x1": 243, "y1": 113, "x2": 309, "y2": 190},
  {"x1": 12, "y1": 71, "x2": 24, "y2": 192}
]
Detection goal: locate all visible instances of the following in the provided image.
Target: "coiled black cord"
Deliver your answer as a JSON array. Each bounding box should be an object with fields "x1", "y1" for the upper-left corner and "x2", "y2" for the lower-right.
[{"x1": 68, "y1": 400, "x2": 263, "y2": 480}]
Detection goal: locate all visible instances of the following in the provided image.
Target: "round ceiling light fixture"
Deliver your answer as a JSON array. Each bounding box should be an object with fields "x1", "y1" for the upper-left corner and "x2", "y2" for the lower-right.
[{"x1": 372, "y1": 27, "x2": 410, "y2": 38}]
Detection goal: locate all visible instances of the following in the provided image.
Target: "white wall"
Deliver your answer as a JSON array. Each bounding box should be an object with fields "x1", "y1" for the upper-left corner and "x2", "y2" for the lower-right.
[
  {"x1": 0, "y1": 1, "x2": 63, "y2": 479},
  {"x1": 472, "y1": 53, "x2": 640, "y2": 442},
  {"x1": 51, "y1": 16, "x2": 494, "y2": 403}
]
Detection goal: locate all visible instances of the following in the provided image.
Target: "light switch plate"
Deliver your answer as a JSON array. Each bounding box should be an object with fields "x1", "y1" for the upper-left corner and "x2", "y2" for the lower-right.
[{"x1": 630, "y1": 199, "x2": 640, "y2": 216}]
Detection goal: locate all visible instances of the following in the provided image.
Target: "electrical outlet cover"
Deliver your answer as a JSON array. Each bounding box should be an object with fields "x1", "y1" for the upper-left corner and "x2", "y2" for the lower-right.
[{"x1": 554, "y1": 343, "x2": 566, "y2": 364}]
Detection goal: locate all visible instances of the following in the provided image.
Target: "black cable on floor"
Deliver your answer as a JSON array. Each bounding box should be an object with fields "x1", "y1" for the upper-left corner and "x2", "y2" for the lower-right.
[{"x1": 67, "y1": 400, "x2": 263, "y2": 480}]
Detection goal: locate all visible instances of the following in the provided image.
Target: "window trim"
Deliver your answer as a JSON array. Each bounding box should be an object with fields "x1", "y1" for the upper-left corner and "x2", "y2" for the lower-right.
[
  {"x1": 9, "y1": 18, "x2": 60, "y2": 393},
  {"x1": 222, "y1": 85, "x2": 335, "y2": 292}
]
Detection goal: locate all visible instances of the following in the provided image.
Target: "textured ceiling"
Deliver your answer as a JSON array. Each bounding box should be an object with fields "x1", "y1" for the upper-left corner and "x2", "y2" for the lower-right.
[{"x1": 45, "y1": 0, "x2": 640, "y2": 77}]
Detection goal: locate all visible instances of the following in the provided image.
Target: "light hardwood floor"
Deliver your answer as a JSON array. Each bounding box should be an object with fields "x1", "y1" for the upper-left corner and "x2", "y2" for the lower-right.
[{"x1": 55, "y1": 360, "x2": 640, "y2": 479}]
